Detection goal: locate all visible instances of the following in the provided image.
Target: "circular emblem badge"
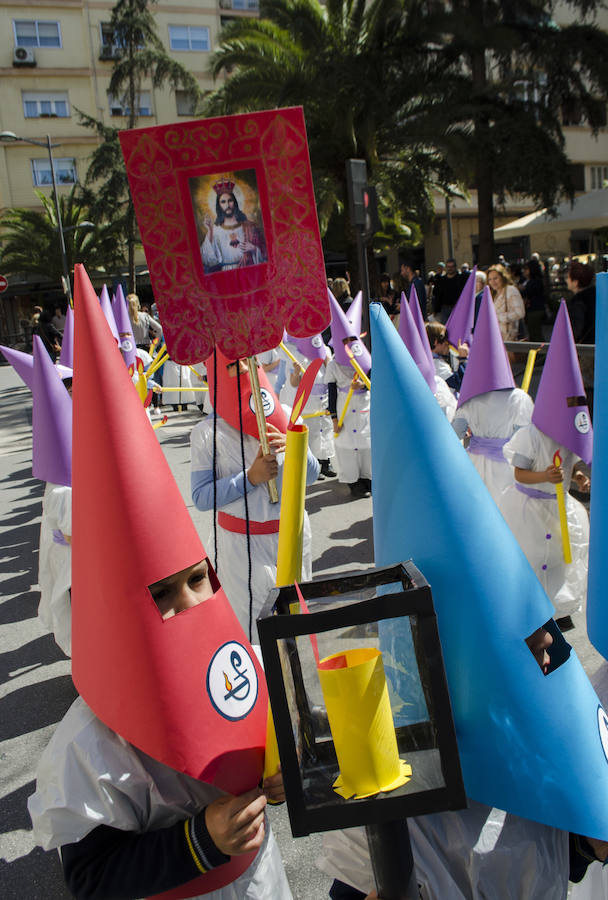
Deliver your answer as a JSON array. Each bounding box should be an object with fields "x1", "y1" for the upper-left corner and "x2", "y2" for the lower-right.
[
  {"x1": 311, "y1": 335, "x2": 323, "y2": 349},
  {"x1": 351, "y1": 341, "x2": 363, "y2": 358},
  {"x1": 121, "y1": 338, "x2": 133, "y2": 353},
  {"x1": 249, "y1": 387, "x2": 275, "y2": 418},
  {"x1": 598, "y1": 706, "x2": 608, "y2": 762},
  {"x1": 574, "y1": 410, "x2": 590, "y2": 434},
  {"x1": 207, "y1": 641, "x2": 258, "y2": 721}
]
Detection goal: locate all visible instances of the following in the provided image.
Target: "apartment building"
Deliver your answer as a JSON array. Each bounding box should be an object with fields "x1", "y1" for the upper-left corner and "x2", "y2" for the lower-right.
[{"x1": 0, "y1": 0, "x2": 258, "y2": 212}]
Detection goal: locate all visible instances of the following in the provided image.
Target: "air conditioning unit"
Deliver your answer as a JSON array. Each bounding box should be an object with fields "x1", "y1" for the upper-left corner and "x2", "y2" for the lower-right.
[{"x1": 13, "y1": 46, "x2": 36, "y2": 67}]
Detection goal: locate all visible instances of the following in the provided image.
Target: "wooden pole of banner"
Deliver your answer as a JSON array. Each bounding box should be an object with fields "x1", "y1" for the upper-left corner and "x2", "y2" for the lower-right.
[{"x1": 247, "y1": 357, "x2": 279, "y2": 504}]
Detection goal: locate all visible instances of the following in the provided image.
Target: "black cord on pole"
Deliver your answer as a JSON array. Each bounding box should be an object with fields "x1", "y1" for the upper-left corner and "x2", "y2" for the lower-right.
[
  {"x1": 236, "y1": 364, "x2": 254, "y2": 642},
  {"x1": 212, "y1": 349, "x2": 218, "y2": 575}
]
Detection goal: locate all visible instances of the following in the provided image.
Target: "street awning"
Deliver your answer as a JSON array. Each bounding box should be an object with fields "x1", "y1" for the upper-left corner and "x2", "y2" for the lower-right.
[{"x1": 494, "y1": 189, "x2": 608, "y2": 238}]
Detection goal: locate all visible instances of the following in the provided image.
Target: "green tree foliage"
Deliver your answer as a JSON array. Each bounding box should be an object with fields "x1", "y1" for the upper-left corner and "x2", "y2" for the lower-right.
[
  {"x1": 0, "y1": 187, "x2": 124, "y2": 285},
  {"x1": 206, "y1": 0, "x2": 608, "y2": 268},
  {"x1": 204, "y1": 0, "x2": 453, "y2": 284},
  {"x1": 79, "y1": 0, "x2": 200, "y2": 290}
]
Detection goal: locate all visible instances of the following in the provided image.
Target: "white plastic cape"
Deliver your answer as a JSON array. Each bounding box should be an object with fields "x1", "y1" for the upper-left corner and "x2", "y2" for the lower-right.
[
  {"x1": 28, "y1": 697, "x2": 292, "y2": 900},
  {"x1": 190, "y1": 413, "x2": 312, "y2": 640},
  {"x1": 318, "y1": 800, "x2": 568, "y2": 899},
  {"x1": 433, "y1": 374, "x2": 457, "y2": 423},
  {"x1": 37, "y1": 482, "x2": 72, "y2": 655},
  {"x1": 499, "y1": 423, "x2": 589, "y2": 614},
  {"x1": 452, "y1": 389, "x2": 533, "y2": 506},
  {"x1": 324, "y1": 359, "x2": 371, "y2": 483}
]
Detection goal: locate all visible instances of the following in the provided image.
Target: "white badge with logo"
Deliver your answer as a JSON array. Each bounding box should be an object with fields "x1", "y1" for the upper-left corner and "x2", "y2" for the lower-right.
[
  {"x1": 249, "y1": 387, "x2": 275, "y2": 418},
  {"x1": 574, "y1": 410, "x2": 590, "y2": 434},
  {"x1": 351, "y1": 341, "x2": 363, "y2": 357},
  {"x1": 207, "y1": 641, "x2": 258, "y2": 721},
  {"x1": 121, "y1": 338, "x2": 133, "y2": 353},
  {"x1": 311, "y1": 335, "x2": 323, "y2": 349}
]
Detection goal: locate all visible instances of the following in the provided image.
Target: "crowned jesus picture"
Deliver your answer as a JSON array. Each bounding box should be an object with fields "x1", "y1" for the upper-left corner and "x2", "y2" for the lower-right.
[{"x1": 190, "y1": 170, "x2": 268, "y2": 275}]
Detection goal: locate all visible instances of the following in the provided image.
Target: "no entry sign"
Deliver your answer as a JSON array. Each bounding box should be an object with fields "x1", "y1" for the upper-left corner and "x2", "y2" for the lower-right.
[{"x1": 0, "y1": 276, "x2": 8, "y2": 293}]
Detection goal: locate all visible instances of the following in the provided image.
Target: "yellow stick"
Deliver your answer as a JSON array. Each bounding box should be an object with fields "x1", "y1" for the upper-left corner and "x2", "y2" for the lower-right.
[
  {"x1": 336, "y1": 381, "x2": 356, "y2": 434},
  {"x1": 152, "y1": 415, "x2": 168, "y2": 431},
  {"x1": 553, "y1": 451, "x2": 572, "y2": 564},
  {"x1": 159, "y1": 386, "x2": 208, "y2": 392},
  {"x1": 279, "y1": 341, "x2": 303, "y2": 369},
  {"x1": 247, "y1": 357, "x2": 279, "y2": 503},
  {"x1": 344, "y1": 347, "x2": 371, "y2": 390},
  {"x1": 302, "y1": 410, "x2": 331, "y2": 419},
  {"x1": 188, "y1": 365, "x2": 205, "y2": 381},
  {"x1": 146, "y1": 349, "x2": 169, "y2": 378},
  {"x1": 521, "y1": 348, "x2": 539, "y2": 394},
  {"x1": 150, "y1": 340, "x2": 165, "y2": 362}
]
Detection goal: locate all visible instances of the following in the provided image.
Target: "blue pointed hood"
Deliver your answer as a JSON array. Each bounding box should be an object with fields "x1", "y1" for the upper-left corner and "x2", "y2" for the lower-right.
[{"x1": 370, "y1": 300, "x2": 608, "y2": 837}]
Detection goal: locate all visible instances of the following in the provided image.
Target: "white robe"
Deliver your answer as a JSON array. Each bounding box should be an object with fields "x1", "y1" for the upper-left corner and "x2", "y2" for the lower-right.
[
  {"x1": 163, "y1": 361, "x2": 196, "y2": 406},
  {"x1": 318, "y1": 802, "x2": 568, "y2": 899},
  {"x1": 190, "y1": 415, "x2": 313, "y2": 641},
  {"x1": 37, "y1": 482, "x2": 72, "y2": 656},
  {"x1": 280, "y1": 342, "x2": 334, "y2": 462},
  {"x1": 324, "y1": 359, "x2": 371, "y2": 484},
  {"x1": 433, "y1": 374, "x2": 456, "y2": 422},
  {"x1": 28, "y1": 697, "x2": 292, "y2": 900},
  {"x1": 498, "y1": 424, "x2": 589, "y2": 615},
  {"x1": 453, "y1": 389, "x2": 533, "y2": 506},
  {"x1": 201, "y1": 224, "x2": 264, "y2": 272}
]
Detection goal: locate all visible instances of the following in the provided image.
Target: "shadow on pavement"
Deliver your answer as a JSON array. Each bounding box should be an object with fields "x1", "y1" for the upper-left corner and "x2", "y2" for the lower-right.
[{"x1": 0, "y1": 676, "x2": 77, "y2": 742}]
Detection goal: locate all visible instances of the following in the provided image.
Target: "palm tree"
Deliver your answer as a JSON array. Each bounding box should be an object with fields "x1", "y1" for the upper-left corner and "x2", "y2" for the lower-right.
[
  {"x1": 0, "y1": 187, "x2": 124, "y2": 286},
  {"x1": 205, "y1": 0, "x2": 452, "y2": 283}
]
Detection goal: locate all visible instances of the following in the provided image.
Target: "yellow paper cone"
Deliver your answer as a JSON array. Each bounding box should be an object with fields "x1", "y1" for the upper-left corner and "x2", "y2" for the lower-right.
[
  {"x1": 318, "y1": 647, "x2": 411, "y2": 799},
  {"x1": 263, "y1": 702, "x2": 281, "y2": 784},
  {"x1": 275, "y1": 425, "x2": 308, "y2": 586}
]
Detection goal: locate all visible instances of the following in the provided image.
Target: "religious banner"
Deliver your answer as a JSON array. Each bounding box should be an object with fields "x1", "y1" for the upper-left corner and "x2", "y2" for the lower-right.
[{"x1": 119, "y1": 107, "x2": 329, "y2": 363}]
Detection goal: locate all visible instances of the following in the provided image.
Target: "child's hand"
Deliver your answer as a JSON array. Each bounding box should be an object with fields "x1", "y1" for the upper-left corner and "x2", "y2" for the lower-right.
[
  {"x1": 332, "y1": 416, "x2": 342, "y2": 435},
  {"x1": 205, "y1": 787, "x2": 267, "y2": 856},
  {"x1": 247, "y1": 446, "x2": 278, "y2": 485},
  {"x1": 262, "y1": 768, "x2": 285, "y2": 803},
  {"x1": 457, "y1": 340, "x2": 469, "y2": 358},
  {"x1": 266, "y1": 423, "x2": 286, "y2": 453},
  {"x1": 545, "y1": 464, "x2": 563, "y2": 484}
]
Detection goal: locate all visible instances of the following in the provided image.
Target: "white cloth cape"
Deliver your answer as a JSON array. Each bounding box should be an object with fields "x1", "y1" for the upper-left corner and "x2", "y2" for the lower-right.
[
  {"x1": 38, "y1": 482, "x2": 72, "y2": 655},
  {"x1": 433, "y1": 374, "x2": 457, "y2": 422},
  {"x1": 453, "y1": 389, "x2": 533, "y2": 506},
  {"x1": 498, "y1": 424, "x2": 589, "y2": 614},
  {"x1": 190, "y1": 414, "x2": 312, "y2": 640},
  {"x1": 324, "y1": 359, "x2": 371, "y2": 483},
  {"x1": 317, "y1": 800, "x2": 568, "y2": 899},
  {"x1": 163, "y1": 360, "x2": 197, "y2": 405},
  {"x1": 28, "y1": 697, "x2": 292, "y2": 900}
]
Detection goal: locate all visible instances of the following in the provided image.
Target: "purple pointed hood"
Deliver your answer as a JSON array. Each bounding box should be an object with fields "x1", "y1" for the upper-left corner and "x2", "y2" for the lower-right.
[
  {"x1": 408, "y1": 286, "x2": 429, "y2": 349},
  {"x1": 99, "y1": 285, "x2": 119, "y2": 343},
  {"x1": 532, "y1": 300, "x2": 593, "y2": 463},
  {"x1": 32, "y1": 336, "x2": 72, "y2": 486},
  {"x1": 445, "y1": 266, "x2": 477, "y2": 348},
  {"x1": 285, "y1": 331, "x2": 328, "y2": 361},
  {"x1": 1, "y1": 345, "x2": 72, "y2": 389},
  {"x1": 328, "y1": 288, "x2": 371, "y2": 373},
  {"x1": 59, "y1": 305, "x2": 74, "y2": 369},
  {"x1": 112, "y1": 284, "x2": 136, "y2": 366},
  {"x1": 398, "y1": 291, "x2": 436, "y2": 392},
  {"x1": 457, "y1": 291, "x2": 515, "y2": 407}
]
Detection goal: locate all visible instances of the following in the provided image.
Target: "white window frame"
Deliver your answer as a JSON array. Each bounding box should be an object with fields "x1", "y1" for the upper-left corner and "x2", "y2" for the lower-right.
[
  {"x1": 230, "y1": 0, "x2": 259, "y2": 9},
  {"x1": 107, "y1": 91, "x2": 153, "y2": 117},
  {"x1": 13, "y1": 20, "x2": 62, "y2": 49},
  {"x1": 168, "y1": 25, "x2": 210, "y2": 52},
  {"x1": 31, "y1": 157, "x2": 77, "y2": 187},
  {"x1": 22, "y1": 91, "x2": 70, "y2": 119},
  {"x1": 175, "y1": 90, "x2": 197, "y2": 117},
  {"x1": 589, "y1": 165, "x2": 608, "y2": 191}
]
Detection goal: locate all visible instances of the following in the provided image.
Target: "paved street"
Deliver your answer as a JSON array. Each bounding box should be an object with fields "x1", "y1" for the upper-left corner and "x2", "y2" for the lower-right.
[
  {"x1": 0, "y1": 363, "x2": 604, "y2": 899},
  {"x1": 0, "y1": 365, "x2": 375, "y2": 899}
]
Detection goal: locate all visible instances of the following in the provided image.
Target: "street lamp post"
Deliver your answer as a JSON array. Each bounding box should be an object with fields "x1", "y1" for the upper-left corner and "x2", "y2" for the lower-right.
[{"x1": 0, "y1": 131, "x2": 73, "y2": 304}]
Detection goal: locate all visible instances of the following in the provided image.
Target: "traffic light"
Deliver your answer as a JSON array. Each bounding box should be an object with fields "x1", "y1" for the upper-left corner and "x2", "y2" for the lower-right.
[{"x1": 346, "y1": 159, "x2": 380, "y2": 241}]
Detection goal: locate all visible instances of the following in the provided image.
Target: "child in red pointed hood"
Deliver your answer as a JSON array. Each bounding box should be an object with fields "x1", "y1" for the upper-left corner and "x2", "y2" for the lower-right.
[
  {"x1": 191, "y1": 348, "x2": 320, "y2": 642},
  {"x1": 28, "y1": 265, "x2": 292, "y2": 900}
]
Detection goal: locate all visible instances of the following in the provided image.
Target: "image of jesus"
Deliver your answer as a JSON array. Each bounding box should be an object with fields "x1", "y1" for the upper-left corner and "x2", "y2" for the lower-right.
[{"x1": 200, "y1": 177, "x2": 267, "y2": 274}]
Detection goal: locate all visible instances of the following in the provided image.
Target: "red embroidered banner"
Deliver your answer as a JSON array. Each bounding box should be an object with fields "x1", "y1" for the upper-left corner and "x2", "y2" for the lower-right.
[{"x1": 119, "y1": 107, "x2": 329, "y2": 363}]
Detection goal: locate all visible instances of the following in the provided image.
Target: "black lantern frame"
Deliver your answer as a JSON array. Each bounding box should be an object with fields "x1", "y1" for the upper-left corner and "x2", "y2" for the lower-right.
[{"x1": 258, "y1": 561, "x2": 466, "y2": 837}]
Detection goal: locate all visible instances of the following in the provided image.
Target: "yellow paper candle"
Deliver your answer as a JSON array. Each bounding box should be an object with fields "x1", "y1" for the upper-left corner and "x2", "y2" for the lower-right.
[
  {"x1": 521, "y1": 348, "x2": 539, "y2": 394},
  {"x1": 336, "y1": 380, "x2": 356, "y2": 434},
  {"x1": 553, "y1": 451, "x2": 572, "y2": 564},
  {"x1": 318, "y1": 647, "x2": 411, "y2": 799},
  {"x1": 344, "y1": 346, "x2": 371, "y2": 390},
  {"x1": 276, "y1": 424, "x2": 308, "y2": 586}
]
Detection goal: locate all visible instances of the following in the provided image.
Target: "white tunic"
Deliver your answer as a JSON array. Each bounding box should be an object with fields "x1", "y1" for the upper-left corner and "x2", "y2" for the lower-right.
[
  {"x1": 453, "y1": 389, "x2": 533, "y2": 506},
  {"x1": 280, "y1": 343, "x2": 334, "y2": 462},
  {"x1": 163, "y1": 361, "x2": 197, "y2": 406},
  {"x1": 201, "y1": 224, "x2": 264, "y2": 272},
  {"x1": 433, "y1": 375, "x2": 456, "y2": 422},
  {"x1": 28, "y1": 697, "x2": 292, "y2": 900},
  {"x1": 318, "y1": 802, "x2": 568, "y2": 899},
  {"x1": 324, "y1": 359, "x2": 371, "y2": 483},
  {"x1": 190, "y1": 415, "x2": 313, "y2": 640},
  {"x1": 498, "y1": 424, "x2": 589, "y2": 615},
  {"x1": 38, "y1": 482, "x2": 72, "y2": 656}
]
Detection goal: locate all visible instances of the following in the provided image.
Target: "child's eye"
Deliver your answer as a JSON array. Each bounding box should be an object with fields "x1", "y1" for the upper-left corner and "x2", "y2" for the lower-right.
[{"x1": 151, "y1": 588, "x2": 168, "y2": 602}]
